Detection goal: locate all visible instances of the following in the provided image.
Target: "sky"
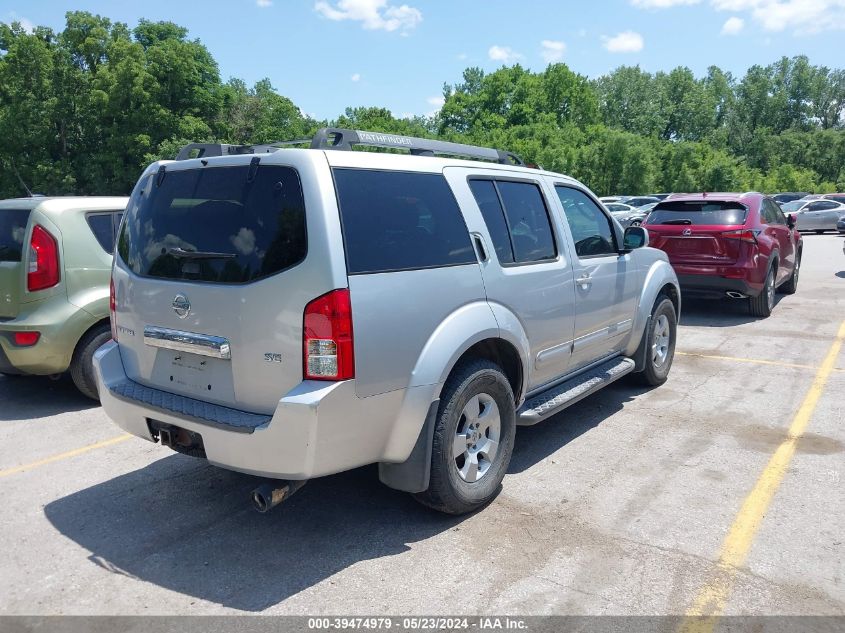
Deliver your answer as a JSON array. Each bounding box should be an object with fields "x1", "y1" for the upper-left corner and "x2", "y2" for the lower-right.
[{"x1": 2, "y1": 0, "x2": 844, "y2": 121}]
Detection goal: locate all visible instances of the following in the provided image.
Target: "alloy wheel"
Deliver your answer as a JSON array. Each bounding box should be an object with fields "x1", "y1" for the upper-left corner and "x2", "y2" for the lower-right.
[
  {"x1": 453, "y1": 393, "x2": 501, "y2": 483},
  {"x1": 652, "y1": 314, "x2": 671, "y2": 368}
]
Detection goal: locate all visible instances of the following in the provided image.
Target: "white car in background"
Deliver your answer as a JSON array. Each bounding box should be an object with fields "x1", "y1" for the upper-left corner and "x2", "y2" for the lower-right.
[{"x1": 604, "y1": 202, "x2": 648, "y2": 227}]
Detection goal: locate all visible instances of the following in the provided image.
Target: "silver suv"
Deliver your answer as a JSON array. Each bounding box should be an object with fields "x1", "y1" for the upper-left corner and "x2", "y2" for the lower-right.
[{"x1": 95, "y1": 129, "x2": 680, "y2": 515}]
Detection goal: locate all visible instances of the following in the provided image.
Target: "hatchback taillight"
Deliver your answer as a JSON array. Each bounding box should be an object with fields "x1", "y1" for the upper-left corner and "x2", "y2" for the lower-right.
[
  {"x1": 303, "y1": 289, "x2": 354, "y2": 381},
  {"x1": 722, "y1": 229, "x2": 759, "y2": 244},
  {"x1": 109, "y1": 277, "x2": 117, "y2": 341},
  {"x1": 27, "y1": 225, "x2": 60, "y2": 291}
]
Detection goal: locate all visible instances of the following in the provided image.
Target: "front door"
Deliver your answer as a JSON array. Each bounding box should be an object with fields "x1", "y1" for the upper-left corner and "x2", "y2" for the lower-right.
[{"x1": 551, "y1": 184, "x2": 641, "y2": 371}]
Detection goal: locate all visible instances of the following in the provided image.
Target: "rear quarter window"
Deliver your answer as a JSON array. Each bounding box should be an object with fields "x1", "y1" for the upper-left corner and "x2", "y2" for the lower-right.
[
  {"x1": 0, "y1": 209, "x2": 31, "y2": 262},
  {"x1": 333, "y1": 169, "x2": 476, "y2": 274},
  {"x1": 647, "y1": 201, "x2": 748, "y2": 226},
  {"x1": 117, "y1": 165, "x2": 307, "y2": 283}
]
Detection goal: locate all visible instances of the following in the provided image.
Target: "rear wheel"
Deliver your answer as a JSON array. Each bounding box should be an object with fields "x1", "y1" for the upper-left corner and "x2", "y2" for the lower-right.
[
  {"x1": 815, "y1": 230, "x2": 825, "y2": 235},
  {"x1": 70, "y1": 323, "x2": 111, "y2": 400},
  {"x1": 779, "y1": 251, "x2": 800, "y2": 295},
  {"x1": 748, "y1": 265, "x2": 776, "y2": 318},
  {"x1": 635, "y1": 296, "x2": 677, "y2": 387},
  {"x1": 414, "y1": 359, "x2": 516, "y2": 515}
]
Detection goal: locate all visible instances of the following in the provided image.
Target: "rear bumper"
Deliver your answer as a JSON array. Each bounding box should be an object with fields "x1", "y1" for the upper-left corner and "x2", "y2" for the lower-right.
[
  {"x1": 673, "y1": 264, "x2": 766, "y2": 298},
  {"x1": 0, "y1": 296, "x2": 100, "y2": 375},
  {"x1": 94, "y1": 341, "x2": 419, "y2": 480}
]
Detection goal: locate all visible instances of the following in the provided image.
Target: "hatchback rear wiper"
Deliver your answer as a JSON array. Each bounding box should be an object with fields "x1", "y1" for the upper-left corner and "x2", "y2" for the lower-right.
[
  {"x1": 660, "y1": 219, "x2": 693, "y2": 225},
  {"x1": 167, "y1": 247, "x2": 237, "y2": 260}
]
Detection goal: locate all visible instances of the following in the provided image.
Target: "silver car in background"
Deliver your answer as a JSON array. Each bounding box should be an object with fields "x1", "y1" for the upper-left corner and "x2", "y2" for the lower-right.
[{"x1": 781, "y1": 198, "x2": 845, "y2": 234}]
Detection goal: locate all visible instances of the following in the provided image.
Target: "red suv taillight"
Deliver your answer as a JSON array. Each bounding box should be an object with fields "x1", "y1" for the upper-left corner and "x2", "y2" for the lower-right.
[
  {"x1": 27, "y1": 225, "x2": 60, "y2": 291},
  {"x1": 109, "y1": 277, "x2": 117, "y2": 342},
  {"x1": 303, "y1": 289, "x2": 354, "y2": 381},
  {"x1": 722, "y1": 229, "x2": 759, "y2": 244}
]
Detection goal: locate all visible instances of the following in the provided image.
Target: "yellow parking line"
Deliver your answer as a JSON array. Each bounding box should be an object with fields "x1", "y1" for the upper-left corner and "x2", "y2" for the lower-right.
[
  {"x1": 681, "y1": 320, "x2": 845, "y2": 632},
  {"x1": 676, "y1": 351, "x2": 844, "y2": 372},
  {"x1": 0, "y1": 434, "x2": 132, "y2": 479}
]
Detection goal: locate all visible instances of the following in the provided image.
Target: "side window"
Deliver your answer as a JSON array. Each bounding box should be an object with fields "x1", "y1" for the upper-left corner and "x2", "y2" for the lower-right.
[
  {"x1": 86, "y1": 213, "x2": 115, "y2": 254},
  {"x1": 334, "y1": 169, "x2": 476, "y2": 274},
  {"x1": 495, "y1": 181, "x2": 557, "y2": 263},
  {"x1": 468, "y1": 180, "x2": 514, "y2": 264},
  {"x1": 555, "y1": 186, "x2": 618, "y2": 258},
  {"x1": 766, "y1": 200, "x2": 786, "y2": 225}
]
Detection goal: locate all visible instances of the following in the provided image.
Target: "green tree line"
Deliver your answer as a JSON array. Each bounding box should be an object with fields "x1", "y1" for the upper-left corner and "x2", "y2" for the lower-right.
[{"x1": 1, "y1": 12, "x2": 844, "y2": 198}]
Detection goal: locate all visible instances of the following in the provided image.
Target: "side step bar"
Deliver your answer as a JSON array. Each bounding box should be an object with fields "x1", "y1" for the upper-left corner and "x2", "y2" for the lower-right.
[{"x1": 517, "y1": 357, "x2": 635, "y2": 426}]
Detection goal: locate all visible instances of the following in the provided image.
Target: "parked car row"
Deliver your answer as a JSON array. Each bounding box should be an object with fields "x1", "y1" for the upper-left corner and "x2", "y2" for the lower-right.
[{"x1": 0, "y1": 131, "x2": 814, "y2": 518}]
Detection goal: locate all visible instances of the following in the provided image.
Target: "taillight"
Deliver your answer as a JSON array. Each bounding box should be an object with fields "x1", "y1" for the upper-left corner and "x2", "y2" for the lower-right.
[
  {"x1": 27, "y1": 225, "x2": 60, "y2": 291},
  {"x1": 722, "y1": 229, "x2": 759, "y2": 244},
  {"x1": 303, "y1": 289, "x2": 354, "y2": 381},
  {"x1": 109, "y1": 277, "x2": 117, "y2": 342},
  {"x1": 13, "y1": 331, "x2": 40, "y2": 346}
]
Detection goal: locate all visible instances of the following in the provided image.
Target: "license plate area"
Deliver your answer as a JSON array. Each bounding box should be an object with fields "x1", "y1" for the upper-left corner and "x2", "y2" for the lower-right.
[{"x1": 151, "y1": 348, "x2": 236, "y2": 402}]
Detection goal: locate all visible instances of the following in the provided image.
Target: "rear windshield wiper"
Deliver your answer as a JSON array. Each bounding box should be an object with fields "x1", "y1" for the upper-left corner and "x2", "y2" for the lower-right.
[
  {"x1": 660, "y1": 219, "x2": 693, "y2": 225},
  {"x1": 167, "y1": 247, "x2": 237, "y2": 260}
]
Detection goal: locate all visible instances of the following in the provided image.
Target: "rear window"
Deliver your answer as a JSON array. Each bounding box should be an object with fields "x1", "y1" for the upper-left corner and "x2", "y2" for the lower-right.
[
  {"x1": 117, "y1": 165, "x2": 307, "y2": 283},
  {"x1": 647, "y1": 201, "x2": 748, "y2": 226},
  {"x1": 0, "y1": 209, "x2": 31, "y2": 263},
  {"x1": 334, "y1": 169, "x2": 476, "y2": 274}
]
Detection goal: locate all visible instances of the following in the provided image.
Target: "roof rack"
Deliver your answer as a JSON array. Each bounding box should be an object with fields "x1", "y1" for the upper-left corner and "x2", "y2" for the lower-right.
[{"x1": 175, "y1": 128, "x2": 524, "y2": 166}]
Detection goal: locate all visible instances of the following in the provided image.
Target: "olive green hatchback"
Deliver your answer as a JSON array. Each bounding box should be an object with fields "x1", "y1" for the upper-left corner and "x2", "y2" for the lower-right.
[{"x1": 0, "y1": 196, "x2": 128, "y2": 399}]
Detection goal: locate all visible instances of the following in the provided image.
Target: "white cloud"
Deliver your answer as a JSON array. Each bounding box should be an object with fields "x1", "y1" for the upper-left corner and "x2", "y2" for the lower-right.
[
  {"x1": 711, "y1": 0, "x2": 845, "y2": 34},
  {"x1": 602, "y1": 30, "x2": 645, "y2": 52},
  {"x1": 721, "y1": 15, "x2": 745, "y2": 34},
  {"x1": 540, "y1": 39, "x2": 566, "y2": 63},
  {"x1": 7, "y1": 12, "x2": 34, "y2": 31},
  {"x1": 351, "y1": 73, "x2": 361, "y2": 82},
  {"x1": 256, "y1": 0, "x2": 273, "y2": 7},
  {"x1": 488, "y1": 45, "x2": 523, "y2": 63},
  {"x1": 427, "y1": 96, "x2": 445, "y2": 107},
  {"x1": 631, "y1": 0, "x2": 700, "y2": 6},
  {"x1": 314, "y1": 0, "x2": 422, "y2": 33}
]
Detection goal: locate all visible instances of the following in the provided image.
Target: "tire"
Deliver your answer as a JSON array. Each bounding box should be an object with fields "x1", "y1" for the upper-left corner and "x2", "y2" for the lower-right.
[
  {"x1": 748, "y1": 265, "x2": 776, "y2": 318},
  {"x1": 815, "y1": 230, "x2": 824, "y2": 235},
  {"x1": 413, "y1": 359, "x2": 516, "y2": 515},
  {"x1": 70, "y1": 323, "x2": 111, "y2": 400},
  {"x1": 635, "y1": 295, "x2": 677, "y2": 387},
  {"x1": 778, "y1": 251, "x2": 800, "y2": 295}
]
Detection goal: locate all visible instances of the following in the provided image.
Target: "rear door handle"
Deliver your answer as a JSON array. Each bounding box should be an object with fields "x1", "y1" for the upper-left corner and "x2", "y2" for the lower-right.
[{"x1": 471, "y1": 233, "x2": 488, "y2": 263}]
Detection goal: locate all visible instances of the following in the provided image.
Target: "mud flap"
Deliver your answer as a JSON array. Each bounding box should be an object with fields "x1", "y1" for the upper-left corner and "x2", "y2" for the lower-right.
[
  {"x1": 378, "y1": 400, "x2": 440, "y2": 493},
  {"x1": 633, "y1": 315, "x2": 652, "y2": 372}
]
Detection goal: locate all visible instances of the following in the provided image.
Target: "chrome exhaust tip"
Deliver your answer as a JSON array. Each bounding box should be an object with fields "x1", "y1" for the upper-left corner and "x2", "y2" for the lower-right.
[{"x1": 725, "y1": 291, "x2": 747, "y2": 299}]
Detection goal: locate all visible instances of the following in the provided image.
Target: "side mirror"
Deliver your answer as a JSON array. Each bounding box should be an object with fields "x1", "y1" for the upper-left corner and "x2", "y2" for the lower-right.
[
  {"x1": 622, "y1": 226, "x2": 648, "y2": 252},
  {"x1": 786, "y1": 214, "x2": 796, "y2": 229}
]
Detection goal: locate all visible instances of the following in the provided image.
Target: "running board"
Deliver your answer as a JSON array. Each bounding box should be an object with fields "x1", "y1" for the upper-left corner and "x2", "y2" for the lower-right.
[{"x1": 517, "y1": 357, "x2": 636, "y2": 426}]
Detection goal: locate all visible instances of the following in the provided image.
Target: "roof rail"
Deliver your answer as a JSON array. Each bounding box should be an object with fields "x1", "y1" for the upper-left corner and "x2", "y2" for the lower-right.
[{"x1": 175, "y1": 128, "x2": 524, "y2": 166}]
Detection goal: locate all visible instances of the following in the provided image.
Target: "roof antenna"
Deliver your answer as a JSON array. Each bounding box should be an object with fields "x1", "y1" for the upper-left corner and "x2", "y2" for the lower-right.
[{"x1": 7, "y1": 158, "x2": 34, "y2": 197}]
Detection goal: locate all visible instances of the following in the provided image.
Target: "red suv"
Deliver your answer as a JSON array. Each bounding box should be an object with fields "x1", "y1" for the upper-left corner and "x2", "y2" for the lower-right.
[{"x1": 643, "y1": 193, "x2": 802, "y2": 317}]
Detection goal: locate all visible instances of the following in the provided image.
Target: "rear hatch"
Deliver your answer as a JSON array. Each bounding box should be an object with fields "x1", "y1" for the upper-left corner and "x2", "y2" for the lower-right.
[
  {"x1": 0, "y1": 207, "x2": 32, "y2": 319},
  {"x1": 113, "y1": 160, "x2": 326, "y2": 414},
  {"x1": 644, "y1": 200, "x2": 749, "y2": 265}
]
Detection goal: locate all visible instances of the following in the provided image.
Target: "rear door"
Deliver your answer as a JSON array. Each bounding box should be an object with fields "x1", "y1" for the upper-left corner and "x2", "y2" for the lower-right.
[
  {"x1": 803, "y1": 201, "x2": 839, "y2": 230},
  {"x1": 0, "y1": 207, "x2": 32, "y2": 319},
  {"x1": 760, "y1": 198, "x2": 796, "y2": 284},
  {"x1": 112, "y1": 153, "x2": 337, "y2": 414},
  {"x1": 443, "y1": 168, "x2": 576, "y2": 389},
  {"x1": 552, "y1": 184, "x2": 640, "y2": 370}
]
